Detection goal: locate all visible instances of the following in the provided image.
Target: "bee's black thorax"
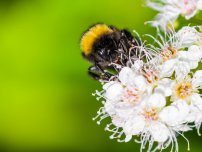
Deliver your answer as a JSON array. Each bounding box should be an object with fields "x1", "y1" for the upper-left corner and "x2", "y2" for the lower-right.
[{"x1": 93, "y1": 32, "x2": 120, "y2": 63}]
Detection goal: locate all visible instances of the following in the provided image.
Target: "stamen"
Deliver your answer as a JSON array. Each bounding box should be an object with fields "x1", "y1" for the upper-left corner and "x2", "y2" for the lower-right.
[
  {"x1": 142, "y1": 107, "x2": 159, "y2": 121},
  {"x1": 123, "y1": 87, "x2": 141, "y2": 105},
  {"x1": 196, "y1": 123, "x2": 202, "y2": 136},
  {"x1": 175, "y1": 81, "x2": 193, "y2": 100},
  {"x1": 177, "y1": 131, "x2": 190, "y2": 151},
  {"x1": 160, "y1": 47, "x2": 177, "y2": 61},
  {"x1": 142, "y1": 68, "x2": 159, "y2": 84}
]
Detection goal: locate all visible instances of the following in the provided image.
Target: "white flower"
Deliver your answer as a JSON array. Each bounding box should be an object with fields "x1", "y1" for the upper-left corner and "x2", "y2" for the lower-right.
[
  {"x1": 163, "y1": 71, "x2": 202, "y2": 127},
  {"x1": 123, "y1": 93, "x2": 170, "y2": 143},
  {"x1": 100, "y1": 66, "x2": 175, "y2": 146},
  {"x1": 92, "y1": 27, "x2": 202, "y2": 152},
  {"x1": 176, "y1": 26, "x2": 201, "y2": 47},
  {"x1": 172, "y1": 70, "x2": 202, "y2": 102},
  {"x1": 101, "y1": 67, "x2": 149, "y2": 128},
  {"x1": 104, "y1": 67, "x2": 148, "y2": 103},
  {"x1": 147, "y1": 0, "x2": 202, "y2": 29},
  {"x1": 148, "y1": 26, "x2": 202, "y2": 79},
  {"x1": 160, "y1": 101, "x2": 190, "y2": 126},
  {"x1": 135, "y1": 60, "x2": 174, "y2": 96},
  {"x1": 160, "y1": 45, "x2": 202, "y2": 79}
]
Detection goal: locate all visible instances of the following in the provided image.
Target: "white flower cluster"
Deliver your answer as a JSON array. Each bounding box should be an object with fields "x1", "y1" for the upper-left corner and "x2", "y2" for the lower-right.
[
  {"x1": 146, "y1": 0, "x2": 202, "y2": 29},
  {"x1": 93, "y1": 26, "x2": 202, "y2": 152}
]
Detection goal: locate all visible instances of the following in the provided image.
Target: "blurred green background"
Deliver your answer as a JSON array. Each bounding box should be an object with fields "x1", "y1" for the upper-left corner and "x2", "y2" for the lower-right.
[{"x1": 0, "y1": 0, "x2": 201, "y2": 151}]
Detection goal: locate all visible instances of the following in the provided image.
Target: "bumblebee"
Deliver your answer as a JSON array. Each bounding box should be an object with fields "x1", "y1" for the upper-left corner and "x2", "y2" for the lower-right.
[{"x1": 80, "y1": 24, "x2": 139, "y2": 80}]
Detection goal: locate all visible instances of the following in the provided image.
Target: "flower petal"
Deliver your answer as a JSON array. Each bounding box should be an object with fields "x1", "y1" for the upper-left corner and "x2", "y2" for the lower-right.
[
  {"x1": 198, "y1": 1, "x2": 202, "y2": 10},
  {"x1": 132, "y1": 75, "x2": 147, "y2": 92},
  {"x1": 149, "y1": 122, "x2": 170, "y2": 143},
  {"x1": 112, "y1": 116, "x2": 125, "y2": 127},
  {"x1": 173, "y1": 125, "x2": 192, "y2": 132},
  {"x1": 192, "y1": 70, "x2": 202, "y2": 88},
  {"x1": 147, "y1": 93, "x2": 166, "y2": 108},
  {"x1": 174, "y1": 100, "x2": 190, "y2": 123},
  {"x1": 156, "y1": 78, "x2": 174, "y2": 96},
  {"x1": 159, "y1": 106, "x2": 179, "y2": 126},
  {"x1": 186, "y1": 105, "x2": 202, "y2": 124},
  {"x1": 115, "y1": 102, "x2": 135, "y2": 119},
  {"x1": 174, "y1": 61, "x2": 190, "y2": 80},
  {"x1": 125, "y1": 134, "x2": 132, "y2": 142},
  {"x1": 176, "y1": 26, "x2": 200, "y2": 47},
  {"x1": 123, "y1": 116, "x2": 145, "y2": 136},
  {"x1": 105, "y1": 82, "x2": 123, "y2": 101},
  {"x1": 184, "y1": 9, "x2": 197, "y2": 20},
  {"x1": 119, "y1": 67, "x2": 134, "y2": 85},
  {"x1": 190, "y1": 93, "x2": 202, "y2": 111},
  {"x1": 160, "y1": 59, "x2": 176, "y2": 77},
  {"x1": 187, "y1": 45, "x2": 202, "y2": 61},
  {"x1": 104, "y1": 101, "x2": 116, "y2": 116}
]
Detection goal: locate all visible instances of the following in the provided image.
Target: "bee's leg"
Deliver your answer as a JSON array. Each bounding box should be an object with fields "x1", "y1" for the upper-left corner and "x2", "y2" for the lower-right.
[
  {"x1": 88, "y1": 65, "x2": 113, "y2": 80},
  {"x1": 117, "y1": 38, "x2": 130, "y2": 66},
  {"x1": 119, "y1": 30, "x2": 135, "y2": 53},
  {"x1": 119, "y1": 39, "x2": 128, "y2": 53},
  {"x1": 121, "y1": 30, "x2": 141, "y2": 56},
  {"x1": 121, "y1": 30, "x2": 138, "y2": 45},
  {"x1": 121, "y1": 30, "x2": 143, "y2": 60},
  {"x1": 88, "y1": 69, "x2": 101, "y2": 80}
]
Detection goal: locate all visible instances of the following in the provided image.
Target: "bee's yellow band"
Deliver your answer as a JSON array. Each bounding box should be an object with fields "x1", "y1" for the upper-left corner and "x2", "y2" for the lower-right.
[{"x1": 80, "y1": 24, "x2": 112, "y2": 55}]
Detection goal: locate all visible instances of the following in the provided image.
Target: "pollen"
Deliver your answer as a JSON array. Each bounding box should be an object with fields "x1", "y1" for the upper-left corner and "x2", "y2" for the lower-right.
[
  {"x1": 160, "y1": 47, "x2": 177, "y2": 61},
  {"x1": 80, "y1": 24, "x2": 113, "y2": 55},
  {"x1": 175, "y1": 81, "x2": 193, "y2": 100},
  {"x1": 143, "y1": 69, "x2": 159, "y2": 84},
  {"x1": 123, "y1": 88, "x2": 141, "y2": 105},
  {"x1": 143, "y1": 108, "x2": 159, "y2": 121}
]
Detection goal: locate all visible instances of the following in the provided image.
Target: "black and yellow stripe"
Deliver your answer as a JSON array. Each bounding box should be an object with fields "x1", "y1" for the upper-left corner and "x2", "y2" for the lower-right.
[{"x1": 80, "y1": 24, "x2": 113, "y2": 55}]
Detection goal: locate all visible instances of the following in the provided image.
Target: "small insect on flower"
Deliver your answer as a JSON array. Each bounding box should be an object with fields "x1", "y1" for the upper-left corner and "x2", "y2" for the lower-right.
[{"x1": 80, "y1": 24, "x2": 148, "y2": 80}]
